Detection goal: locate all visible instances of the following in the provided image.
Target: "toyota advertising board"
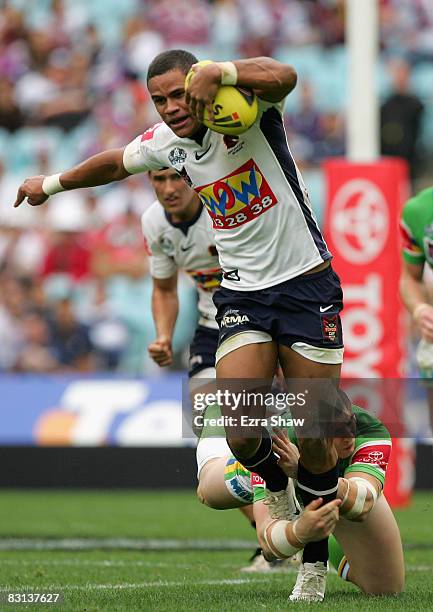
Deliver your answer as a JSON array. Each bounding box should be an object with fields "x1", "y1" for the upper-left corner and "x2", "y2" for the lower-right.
[{"x1": 324, "y1": 157, "x2": 413, "y2": 506}]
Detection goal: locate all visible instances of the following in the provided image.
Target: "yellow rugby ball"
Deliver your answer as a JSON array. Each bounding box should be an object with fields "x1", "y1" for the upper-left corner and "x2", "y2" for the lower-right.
[{"x1": 185, "y1": 60, "x2": 258, "y2": 135}]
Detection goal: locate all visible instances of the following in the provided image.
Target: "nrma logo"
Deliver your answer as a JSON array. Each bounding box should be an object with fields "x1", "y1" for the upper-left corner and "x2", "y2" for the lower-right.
[
  {"x1": 196, "y1": 159, "x2": 277, "y2": 229},
  {"x1": 221, "y1": 309, "x2": 250, "y2": 328}
]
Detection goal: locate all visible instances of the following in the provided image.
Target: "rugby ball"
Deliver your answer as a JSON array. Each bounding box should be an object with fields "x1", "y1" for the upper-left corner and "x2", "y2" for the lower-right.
[{"x1": 185, "y1": 60, "x2": 258, "y2": 135}]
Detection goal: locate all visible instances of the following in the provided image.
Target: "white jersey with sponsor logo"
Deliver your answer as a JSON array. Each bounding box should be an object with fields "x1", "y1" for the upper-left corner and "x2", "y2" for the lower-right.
[
  {"x1": 142, "y1": 201, "x2": 221, "y2": 329},
  {"x1": 125, "y1": 98, "x2": 331, "y2": 291}
]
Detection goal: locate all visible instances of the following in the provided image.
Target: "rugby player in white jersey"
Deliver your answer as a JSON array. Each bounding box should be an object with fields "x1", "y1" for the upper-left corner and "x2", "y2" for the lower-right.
[
  {"x1": 14, "y1": 49, "x2": 345, "y2": 601},
  {"x1": 143, "y1": 167, "x2": 271, "y2": 566},
  {"x1": 142, "y1": 167, "x2": 221, "y2": 379}
]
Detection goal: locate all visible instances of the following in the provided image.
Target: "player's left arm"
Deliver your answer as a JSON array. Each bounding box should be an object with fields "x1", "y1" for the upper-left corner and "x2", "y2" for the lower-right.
[
  {"x1": 186, "y1": 58, "x2": 296, "y2": 120},
  {"x1": 148, "y1": 274, "x2": 179, "y2": 367}
]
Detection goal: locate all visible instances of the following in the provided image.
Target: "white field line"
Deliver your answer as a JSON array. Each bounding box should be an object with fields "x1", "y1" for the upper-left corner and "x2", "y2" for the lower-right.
[
  {"x1": 0, "y1": 566, "x2": 431, "y2": 593},
  {"x1": 0, "y1": 562, "x2": 433, "y2": 593},
  {"x1": 0, "y1": 538, "x2": 255, "y2": 551},
  {"x1": 0, "y1": 560, "x2": 430, "y2": 572},
  {"x1": 0, "y1": 578, "x2": 271, "y2": 592},
  {"x1": 0, "y1": 538, "x2": 429, "y2": 552}
]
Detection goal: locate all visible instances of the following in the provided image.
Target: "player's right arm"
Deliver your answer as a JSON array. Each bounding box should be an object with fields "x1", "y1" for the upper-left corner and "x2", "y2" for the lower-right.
[
  {"x1": 13, "y1": 148, "x2": 130, "y2": 208},
  {"x1": 399, "y1": 260, "x2": 433, "y2": 341},
  {"x1": 13, "y1": 126, "x2": 165, "y2": 208},
  {"x1": 255, "y1": 495, "x2": 340, "y2": 561},
  {"x1": 148, "y1": 274, "x2": 179, "y2": 367}
]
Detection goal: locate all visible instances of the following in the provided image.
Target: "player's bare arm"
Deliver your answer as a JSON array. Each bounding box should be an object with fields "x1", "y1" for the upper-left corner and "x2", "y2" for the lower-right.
[
  {"x1": 148, "y1": 274, "x2": 178, "y2": 367},
  {"x1": 400, "y1": 259, "x2": 433, "y2": 341},
  {"x1": 185, "y1": 57, "x2": 297, "y2": 121},
  {"x1": 13, "y1": 147, "x2": 129, "y2": 208},
  {"x1": 255, "y1": 497, "x2": 341, "y2": 561},
  {"x1": 273, "y1": 430, "x2": 383, "y2": 523}
]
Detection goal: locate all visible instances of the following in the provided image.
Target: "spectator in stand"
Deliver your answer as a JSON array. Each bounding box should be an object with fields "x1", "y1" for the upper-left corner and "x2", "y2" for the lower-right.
[
  {"x1": 42, "y1": 193, "x2": 91, "y2": 282},
  {"x1": 122, "y1": 16, "x2": 165, "y2": 79},
  {"x1": 285, "y1": 81, "x2": 323, "y2": 166},
  {"x1": 317, "y1": 111, "x2": 345, "y2": 160},
  {"x1": 380, "y1": 57, "x2": 424, "y2": 180},
  {"x1": 15, "y1": 310, "x2": 59, "y2": 373},
  {"x1": 0, "y1": 274, "x2": 26, "y2": 370},
  {"x1": 148, "y1": 0, "x2": 211, "y2": 49},
  {"x1": 308, "y1": 0, "x2": 345, "y2": 48},
  {"x1": 91, "y1": 206, "x2": 148, "y2": 281},
  {"x1": 48, "y1": 296, "x2": 95, "y2": 372},
  {"x1": 0, "y1": 76, "x2": 24, "y2": 131},
  {"x1": 381, "y1": 0, "x2": 433, "y2": 64}
]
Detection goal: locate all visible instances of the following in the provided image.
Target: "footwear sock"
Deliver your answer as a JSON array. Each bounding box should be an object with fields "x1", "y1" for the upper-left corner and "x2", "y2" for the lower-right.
[{"x1": 297, "y1": 461, "x2": 339, "y2": 564}]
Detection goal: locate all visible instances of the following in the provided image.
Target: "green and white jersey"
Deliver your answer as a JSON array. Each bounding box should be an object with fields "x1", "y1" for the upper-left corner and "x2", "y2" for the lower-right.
[
  {"x1": 287, "y1": 405, "x2": 391, "y2": 487},
  {"x1": 252, "y1": 405, "x2": 391, "y2": 503},
  {"x1": 200, "y1": 403, "x2": 391, "y2": 504},
  {"x1": 400, "y1": 187, "x2": 433, "y2": 266}
]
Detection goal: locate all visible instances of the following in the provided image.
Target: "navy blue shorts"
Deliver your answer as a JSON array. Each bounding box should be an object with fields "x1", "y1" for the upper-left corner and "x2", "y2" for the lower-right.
[
  {"x1": 213, "y1": 265, "x2": 344, "y2": 350},
  {"x1": 189, "y1": 325, "x2": 219, "y2": 377}
]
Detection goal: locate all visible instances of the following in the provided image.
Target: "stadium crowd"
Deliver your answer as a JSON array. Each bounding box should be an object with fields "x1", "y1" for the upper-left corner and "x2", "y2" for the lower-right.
[{"x1": 0, "y1": 0, "x2": 432, "y2": 374}]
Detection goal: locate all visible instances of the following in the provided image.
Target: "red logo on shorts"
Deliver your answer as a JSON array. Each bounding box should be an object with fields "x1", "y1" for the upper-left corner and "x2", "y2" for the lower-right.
[{"x1": 321, "y1": 314, "x2": 339, "y2": 344}]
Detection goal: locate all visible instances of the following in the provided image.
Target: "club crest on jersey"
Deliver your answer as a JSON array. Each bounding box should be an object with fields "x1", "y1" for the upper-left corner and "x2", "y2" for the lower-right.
[
  {"x1": 196, "y1": 159, "x2": 278, "y2": 229},
  {"x1": 159, "y1": 235, "x2": 175, "y2": 256},
  {"x1": 168, "y1": 147, "x2": 187, "y2": 170}
]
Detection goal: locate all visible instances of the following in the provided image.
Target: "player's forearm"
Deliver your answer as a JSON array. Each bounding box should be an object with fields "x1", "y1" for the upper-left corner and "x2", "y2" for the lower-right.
[
  {"x1": 59, "y1": 148, "x2": 130, "y2": 190},
  {"x1": 399, "y1": 271, "x2": 427, "y2": 315},
  {"x1": 152, "y1": 288, "x2": 179, "y2": 339},
  {"x1": 233, "y1": 58, "x2": 297, "y2": 95}
]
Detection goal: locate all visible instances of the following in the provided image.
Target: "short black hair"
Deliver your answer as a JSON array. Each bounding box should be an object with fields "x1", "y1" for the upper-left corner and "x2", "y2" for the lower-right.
[{"x1": 147, "y1": 49, "x2": 198, "y2": 83}]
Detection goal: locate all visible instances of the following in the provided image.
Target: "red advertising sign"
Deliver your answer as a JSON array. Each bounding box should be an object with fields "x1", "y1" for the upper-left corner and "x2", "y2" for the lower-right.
[{"x1": 324, "y1": 158, "x2": 412, "y2": 507}]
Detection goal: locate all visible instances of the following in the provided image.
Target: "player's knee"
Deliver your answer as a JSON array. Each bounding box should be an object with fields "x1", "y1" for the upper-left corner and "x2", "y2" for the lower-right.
[
  {"x1": 196, "y1": 484, "x2": 210, "y2": 507},
  {"x1": 357, "y1": 574, "x2": 404, "y2": 595},
  {"x1": 361, "y1": 582, "x2": 404, "y2": 596}
]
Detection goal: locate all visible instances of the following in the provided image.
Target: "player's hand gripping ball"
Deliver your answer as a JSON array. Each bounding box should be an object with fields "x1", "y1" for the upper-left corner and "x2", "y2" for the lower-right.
[{"x1": 185, "y1": 60, "x2": 258, "y2": 135}]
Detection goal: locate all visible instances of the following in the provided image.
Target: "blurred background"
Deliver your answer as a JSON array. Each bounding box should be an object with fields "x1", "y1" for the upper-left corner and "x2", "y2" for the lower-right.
[{"x1": 0, "y1": 0, "x2": 431, "y2": 490}]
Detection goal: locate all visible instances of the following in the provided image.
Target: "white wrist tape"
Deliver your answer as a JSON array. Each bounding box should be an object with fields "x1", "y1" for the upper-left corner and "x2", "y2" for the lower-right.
[
  {"x1": 264, "y1": 520, "x2": 300, "y2": 558},
  {"x1": 291, "y1": 517, "x2": 308, "y2": 546},
  {"x1": 345, "y1": 477, "x2": 378, "y2": 519},
  {"x1": 42, "y1": 173, "x2": 65, "y2": 196},
  {"x1": 340, "y1": 479, "x2": 351, "y2": 507},
  {"x1": 218, "y1": 61, "x2": 238, "y2": 86}
]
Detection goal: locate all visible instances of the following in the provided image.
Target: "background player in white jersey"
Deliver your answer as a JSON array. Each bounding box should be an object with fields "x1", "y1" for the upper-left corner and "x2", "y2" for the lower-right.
[
  {"x1": 13, "y1": 49, "x2": 344, "y2": 596},
  {"x1": 142, "y1": 167, "x2": 221, "y2": 379}
]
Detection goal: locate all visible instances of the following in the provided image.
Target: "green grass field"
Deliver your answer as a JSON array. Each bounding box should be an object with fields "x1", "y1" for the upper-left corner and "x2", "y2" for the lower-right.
[{"x1": 0, "y1": 490, "x2": 431, "y2": 611}]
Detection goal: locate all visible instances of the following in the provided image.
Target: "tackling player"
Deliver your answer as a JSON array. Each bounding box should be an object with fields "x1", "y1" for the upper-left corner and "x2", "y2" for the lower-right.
[
  {"x1": 400, "y1": 186, "x2": 433, "y2": 433},
  {"x1": 13, "y1": 50, "x2": 345, "y2": 588},
  {"x1": 197, "y1": 393, "x2": 404, "y2": 601}
]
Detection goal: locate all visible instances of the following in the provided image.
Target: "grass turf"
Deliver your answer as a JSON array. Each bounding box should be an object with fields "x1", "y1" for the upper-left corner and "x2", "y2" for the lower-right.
[{"x1": 0, "y1": 490, "x2": 431, "y2": 610}]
